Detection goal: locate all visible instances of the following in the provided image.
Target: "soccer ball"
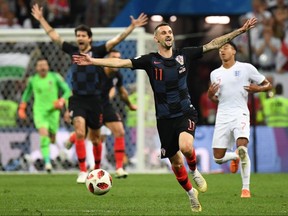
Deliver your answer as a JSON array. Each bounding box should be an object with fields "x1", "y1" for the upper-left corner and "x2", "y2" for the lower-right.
[{"x1": 85, "y1": 169, "x2": 112, "y2": 195}]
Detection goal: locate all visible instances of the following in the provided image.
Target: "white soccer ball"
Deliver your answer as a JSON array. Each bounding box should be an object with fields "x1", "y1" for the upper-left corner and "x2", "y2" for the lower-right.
[{"x1": 85, "y1": 169, "x2": 112, "y2": 195}]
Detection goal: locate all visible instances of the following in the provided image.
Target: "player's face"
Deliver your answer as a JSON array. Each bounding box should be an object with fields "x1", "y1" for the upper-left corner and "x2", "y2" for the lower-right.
[
  {"x1": 36, "y1": 60, "x2": 49, "y2": 77},
  {"x1": 76, "y1": 31, "x2": 92, "y2": 52},
  {"x1": 154, "y1": 25, "x2": 174, "y2": 50},
  {"x1": 219, "y1": 44, "x2": 236, "y2": 62}
]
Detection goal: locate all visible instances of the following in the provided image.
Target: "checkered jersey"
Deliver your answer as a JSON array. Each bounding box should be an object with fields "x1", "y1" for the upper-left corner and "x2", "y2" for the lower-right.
[
  {"x1": 131, "y1": 47, "x2": 203, "y2": 119},
  {"x1": 62, "y1": 42, "x2": 108, "y2": 95},
  {"x1": 100, "y1": 70, "x2": 123, "y2": 105}
]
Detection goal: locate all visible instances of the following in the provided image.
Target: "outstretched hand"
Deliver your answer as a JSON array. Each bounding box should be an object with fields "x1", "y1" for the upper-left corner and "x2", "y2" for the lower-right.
[
  {"x1": 130, "y1": 13, "x2": 148, "y2": 28},
  {"x1": 240, "y1": 17, "x2": 257, "y2": 32},
  {"x1": 72, "y1": 54, "x2": 92, "y2": 65},
  {"x1": 31, "y1": 4, "x2": 43, "y2": 21}
]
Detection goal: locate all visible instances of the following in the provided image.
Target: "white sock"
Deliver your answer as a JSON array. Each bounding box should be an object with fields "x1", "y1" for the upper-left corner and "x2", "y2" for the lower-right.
[
  {"x1": 187, "y1": 188, "x2": 194, "y2": 197},
  {"x1": 238, "y1": 146, "x2": 251, "y2": 190},
  {"x1": 222, "y1": 152, "x2": 238, "y2": 163}
]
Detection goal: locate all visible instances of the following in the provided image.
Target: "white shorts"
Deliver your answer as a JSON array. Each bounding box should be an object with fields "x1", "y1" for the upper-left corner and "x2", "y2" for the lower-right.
[
  {"x1": 100, "y1": 125, "x2": 112, "y2": 136},
  {"x1": 212, "y1": 114, "x2": 250, "y2": 150}
]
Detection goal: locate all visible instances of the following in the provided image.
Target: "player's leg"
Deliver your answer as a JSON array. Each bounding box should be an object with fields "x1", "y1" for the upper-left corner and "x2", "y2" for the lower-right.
[
  {"x1": 88, "y1": 128, "x2": 102, "y2": 169},
  {"x1": 236, "y1": 138, "x2": 251, "y2": 198},
  {"x1": 73, "y1": 116, "x2": 88, "y2": 183},
  {"x1": 157, "y1": 117, "x2": 201, "y2": 212},
  {"x1": 169, "y1": 151, "x2": 202, "y2": 212},
  {"x1": 179, "y1": 132, "x2": 207, "y2": 193},
  {"x1": 34, "y1": 111, "x2": 52, "y2": 172},
  {"x1": 105, "y1": 121, "x2": 128, "y2": 178},
  {"x1": 212, "y1": 122, "x2": 239, "y2": 172},
  {"x1": 234, "y1": 114, "x2": 251, "y2": 198}
]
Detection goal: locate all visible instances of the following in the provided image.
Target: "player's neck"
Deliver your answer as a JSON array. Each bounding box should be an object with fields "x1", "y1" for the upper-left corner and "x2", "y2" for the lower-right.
[
  {"x1": 158, "y1": 48, "x2": 172, "y2": 58},
  {"x1": 222, "y1": 59, "x2": 236, "y2": 69}
]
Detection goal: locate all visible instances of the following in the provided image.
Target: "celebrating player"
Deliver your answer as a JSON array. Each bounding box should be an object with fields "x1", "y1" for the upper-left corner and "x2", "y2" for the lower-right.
[
  {"x1": 66, "y1": 50, "x2": 137, "y2": 178},
  {"x1": 31, "y1": 4, "x2": 147, "y2": 183},
  {"x1": 18, "y1": 58, "x2": 71, "y2": 172},
  {"x1": 208, "y1": 41, "x2": 272, "y2": 198},
  {"x1": 72, "y1": 17, "x2": 257, "y2": 212}
]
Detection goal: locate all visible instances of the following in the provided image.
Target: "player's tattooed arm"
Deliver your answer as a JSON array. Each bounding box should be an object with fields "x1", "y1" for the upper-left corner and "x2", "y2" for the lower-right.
[{"x1": 203, "y1": 17, "x2": 257, "y2": 53}]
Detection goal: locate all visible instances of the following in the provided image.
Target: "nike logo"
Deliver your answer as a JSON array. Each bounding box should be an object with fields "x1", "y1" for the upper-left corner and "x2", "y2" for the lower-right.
[{"x1": 153, "y1": 61, "x2": 161, "y2": 64}]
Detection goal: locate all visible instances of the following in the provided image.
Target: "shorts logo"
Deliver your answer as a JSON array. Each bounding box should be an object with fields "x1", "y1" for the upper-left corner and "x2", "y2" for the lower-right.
[
  {"x1": 188, "y1": 119, "x2": 195, "y2": 131},
  {"x1": 161, "y1": 148, "x2": 166, "y2": 157},
  {"x1": 69, "y1": 110, "x2": 74, "y2": 117}
]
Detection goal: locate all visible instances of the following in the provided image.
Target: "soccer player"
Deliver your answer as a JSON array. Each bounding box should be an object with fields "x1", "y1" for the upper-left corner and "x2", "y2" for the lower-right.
[
  {"x1": 18, "y1": 58, "x2": 71, "y2": 172},
  {"x1": 66, "y1": 50, "x2": 137, "y2": 178},
  {"x1": 31, "y1": 3, "x2": 147, "y2": 183},
  {"x1": 72, "y1": 18, "x2": 257, "y2": 212},
  {"x1": 207, "y1": 41, "x2": 272, "y2": 198}
]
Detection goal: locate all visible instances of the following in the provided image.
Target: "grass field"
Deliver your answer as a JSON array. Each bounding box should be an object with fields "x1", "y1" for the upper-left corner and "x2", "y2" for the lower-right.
[{"x1": 0, "y1": 172, "x2": 287, "y2": 215}]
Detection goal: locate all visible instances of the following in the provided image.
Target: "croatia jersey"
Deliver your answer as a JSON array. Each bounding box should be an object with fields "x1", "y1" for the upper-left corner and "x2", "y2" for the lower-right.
[{"x1": 130, "y1": 47, "x2": 203, "y2": 119}]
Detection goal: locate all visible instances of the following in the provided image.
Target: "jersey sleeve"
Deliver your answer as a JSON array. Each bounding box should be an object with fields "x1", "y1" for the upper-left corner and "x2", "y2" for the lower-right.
[
  {"x1": 53, "y1": 72, "x2": 71, "y2": 100},
  {"x1": 246, "y1": 63, "x2": 265, "y2": 84},
  {"x1": 62, "y1": 41, "x2": 78, "y2": 55},
  {"x1": 130, "y1": 54, "x2": 151, "y2": 70},
  {"x1": 21, "y1": 77, "x2": 33, "y2": 103}
]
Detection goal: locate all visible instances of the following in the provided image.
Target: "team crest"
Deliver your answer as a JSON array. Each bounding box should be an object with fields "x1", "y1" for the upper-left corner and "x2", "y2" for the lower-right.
[
  {"x1": 175, "y1": 55, "x2": 184, "y2": 65},
  {"x1": 234, "y1": 70, "x2": 240, "y2": 77}
]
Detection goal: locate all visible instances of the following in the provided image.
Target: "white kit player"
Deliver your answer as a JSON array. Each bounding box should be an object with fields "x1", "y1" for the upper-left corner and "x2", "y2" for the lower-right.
[{"x1": 208, "y1": 41, "x2": 272, "y2": 198}]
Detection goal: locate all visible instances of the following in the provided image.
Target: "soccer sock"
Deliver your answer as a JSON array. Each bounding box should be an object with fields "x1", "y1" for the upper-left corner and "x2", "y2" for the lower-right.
[
  {"x1": 75, "y1": 138, "x2": 87, "y2": 172},
  {"x1": 185, "y1": 148, "x2": 197, "y2": 171},
  {"x1": 69, "y1": 132, "x2": 76, "y2": 143},
  {"x1": 239, "y1": 146, "x2": 251, "y2": 190},
  {"x1": 93, "y1": 142, "x2": 102, "y2": 169},
  {"x1": 222, "y1": 152, "x2": 238, "y2": 163},
  {"x1": 114, "y1": 137, "x2": 125, "y2": 169},
  {"x1": 40, "y1": 136, "x2": 51, "y2": 164},
  {"x1": 172, "y1": 165, "x2": 192, "y2": 191}
]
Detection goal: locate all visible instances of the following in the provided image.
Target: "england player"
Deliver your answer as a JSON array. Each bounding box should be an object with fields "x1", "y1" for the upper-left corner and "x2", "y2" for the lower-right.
[
  {"x1": 18, "y1": 58, "x2": 71, "y2": 172},
  {"x1": 72, "y1": 18, "x2": 257, "y2": 212},
  {"x1": 208, "y1": 41, "x2": 272, "y2": 198},
  {"x1": 31, "y1": 4, "x2": 147, "y2": 183}
]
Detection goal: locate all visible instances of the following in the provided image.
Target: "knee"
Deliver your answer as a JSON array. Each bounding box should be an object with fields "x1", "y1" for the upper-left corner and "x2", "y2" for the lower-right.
[
  {"x1": 75, "y1": 130, "x2": 86, "y2": 140},
  {"x1": 214, "y1": 157, "x2": 224, "y2": 164}
]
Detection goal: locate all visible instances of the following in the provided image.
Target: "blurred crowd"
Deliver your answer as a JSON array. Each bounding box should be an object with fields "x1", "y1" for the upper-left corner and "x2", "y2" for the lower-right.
[{"x1": 0, "y1": 0, "x2": 127, "y2": 29}]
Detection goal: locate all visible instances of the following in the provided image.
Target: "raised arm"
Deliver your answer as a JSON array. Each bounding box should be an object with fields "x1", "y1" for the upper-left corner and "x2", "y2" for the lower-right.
[
  {"x1": 203, "y1": 17, "x2": 257, "y2": 53},
  {"x1": 105, "y1": 13, "x2": 148, "y2": 51},
  {"x1": 73, "y1": 53, "x2": 133, "y2": 68},
  {"x1": 31, "y1": 4, "x2": 63, "y2": 46}
]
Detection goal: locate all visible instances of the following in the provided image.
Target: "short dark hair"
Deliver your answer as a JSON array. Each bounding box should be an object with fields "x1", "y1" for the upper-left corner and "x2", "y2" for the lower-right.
[
  {"x1": 275, "y1": 83, "x2": 283, "y2": 95},
  {"x1": 154, "y1": 22, "x2": 170, "y2": 34},
  {"x1": 226, "y1": 41, "x2": 237, "y2": 52},
  {"x1": 74, "y1": 24, "x2": 92, "y2": 38}
]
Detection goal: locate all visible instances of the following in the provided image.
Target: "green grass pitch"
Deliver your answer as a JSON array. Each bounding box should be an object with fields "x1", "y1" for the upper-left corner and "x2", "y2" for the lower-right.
[{"x1": 0, "y1": 172, "x2": 287, "y2": 215}]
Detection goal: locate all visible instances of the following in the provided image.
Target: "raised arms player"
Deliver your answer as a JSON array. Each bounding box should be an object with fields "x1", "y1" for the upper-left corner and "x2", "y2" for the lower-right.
[
  {"x1": 31, "y1": 3, "x2": 147, "y2": 183},
  {"x1": 72, "y1": 18, "x2": 257, "y2": 212}
]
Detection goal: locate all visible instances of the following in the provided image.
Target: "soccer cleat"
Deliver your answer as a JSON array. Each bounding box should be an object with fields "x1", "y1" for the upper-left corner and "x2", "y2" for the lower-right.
[
  {"x1": 230, "y1": 150, "x2": 240, "y2": 173},
  {"x1": 192, "y1": 169, "x2": 207, "y2": 193},
  {"x1": 189, "y1": 188, "x2": 202, "y2": 212},
  {"x1": 115, "y1": 168, "x2": 128, "y2": 179},
  {"x1": 64, "y1": 139, "x2": 74, "y2": 150},
  {"x1": 241, "y1": 189, "x2": 251, "y2": 198},
  {"x1": 45, "y1": 163, "x2": 52, "y2": 173},
  {"x1": 76, "y1": 171, "x2": 88, "y2": 184}
]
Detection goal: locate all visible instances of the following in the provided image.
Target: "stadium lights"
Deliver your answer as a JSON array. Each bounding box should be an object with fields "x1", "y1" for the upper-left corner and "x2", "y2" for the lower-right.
[
  {"x1": 170, "y1": 16, "x2": 177, "y2": 22},
  {"x1": 205, "y1": 16, "x2": 230, "y2": 24},
  {"x1": 150, "y1": 15, "x2": 163, "y2": 22}
]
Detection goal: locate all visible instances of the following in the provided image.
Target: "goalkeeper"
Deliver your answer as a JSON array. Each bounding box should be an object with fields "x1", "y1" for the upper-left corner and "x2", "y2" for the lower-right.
[{"x1": 18, "y1": 58, "x2": 71, "y2": 172}]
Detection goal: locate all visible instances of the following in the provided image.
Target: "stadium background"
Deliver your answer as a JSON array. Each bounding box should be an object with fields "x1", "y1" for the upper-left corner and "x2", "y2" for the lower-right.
[{"x1": 0, "y1": 0, "x2": 287, "y2": 174}]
